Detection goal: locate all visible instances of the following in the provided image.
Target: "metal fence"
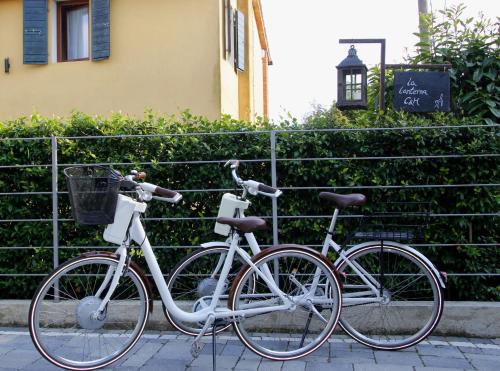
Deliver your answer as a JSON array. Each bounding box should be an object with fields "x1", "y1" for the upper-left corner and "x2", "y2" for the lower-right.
[{"x1": 0, "y1": 125, "x2": 498, "y2": 283}]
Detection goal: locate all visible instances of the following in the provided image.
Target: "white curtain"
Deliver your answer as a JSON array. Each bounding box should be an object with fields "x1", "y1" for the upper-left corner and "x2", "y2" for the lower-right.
[{"x1": 67, "y1": 7, "x2": 89, "y2": 60}]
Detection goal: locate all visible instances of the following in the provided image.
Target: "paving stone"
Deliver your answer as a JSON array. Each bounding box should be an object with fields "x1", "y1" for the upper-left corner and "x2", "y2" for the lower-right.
[
  {"x1": 469, "y1": 358, "x2": 500, "y2": 370},
  {"x1": 459, "y1": 346, "x2": 484, "y2": 354},
  {"x1": 0, "y1": 346, "x2": 15, "y2": 357},
  {"x1": 216, "y1": 355, "x2": 239, "y2": 369},
  {"x1": 241, "y1": 348, "x2": 262, "y2": 360},
  {"x1": 355, "y1": 364, "x2": 413, "y2": 371},
  {"x1": 0, "y1": 335, "x2": 18, "y2": 345},
  {"x1": 428, "y1": 340, "x2": 449, "y2": 346},
  {"x1": 0, "y1": 349, "x2": 41, "y2": 368},
  {"x1": 467, "y1": 337, "x2": 493, "y2": 345},
  {"x1": 221, "y1": 344, "x2": 244, "y2": 357},
  {"x1": 417, "y1": 344, "x2": 465, "y2": 358},
  {"x1": 329, "y1": 343, "x2": 352, "y2": 356},
  {"x1": 421, "y1": 355, "x2": 472, "y2": 369},
  {"x1": 374, "y1": 351, "x2": 424, "y2": 366},
  {"x1": 462, "y1": 352, "x2": 500, "y2": 361},
  {"x1": 332, "y1": 357, "x2": 375, "y2": 365},
  {"x1": 281, "y1": 360, "x2": 307, "y2": 371},
  {"x1": 449, "y1": 341, "x2": 475, "y2": 348},
  {"x1": 476, "y1": 343, "x2": 500, "y2": 350},
  {"x1": 474, "y1": 347, "x2": 500, "y2": 356},
  {"x1": 20, "y1": 357, "x2": 61, "y2": 371},
  {"x1": 258, "y1": 359, "x2": 283, "y2": 371},
  {"x1": 331, "y1": 350, "x2": 374, "y2": 360},
  {"x1": 235, "y1": 359, "x2": 261, "y2": 371},
  {"x1": 200, "y1": 342, "x2": 224, "y2": 356},
  {"x1": 121, "y1": 341, "x2": 163, "y2": 367},
  {"x1": 350, "y1": 343, "x2": 375, "y2": 352},
  {"x1": 3, "y1": 328, "x2": 500, "y2": 371},
  {"x1": 305, "y1": 361, "x2": 334, "y2": 370},
  {"x1": 140, "y1": 357, "x2": 187, "y2": 371},
  {"x1": 190, "y1": 354, "x2": 215, "y2": 368},
  {"x1": 154, "y1": 341, "x2": 193, "y2": 360}
]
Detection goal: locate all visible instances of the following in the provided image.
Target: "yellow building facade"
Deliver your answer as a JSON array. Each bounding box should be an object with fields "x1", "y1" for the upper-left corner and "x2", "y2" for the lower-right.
[{"x1": 0, "y1": 0, "x2": 271, "y2": 121}]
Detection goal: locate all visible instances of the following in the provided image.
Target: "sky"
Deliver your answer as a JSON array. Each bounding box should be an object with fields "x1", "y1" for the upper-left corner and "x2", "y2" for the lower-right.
[{"x1": 260, "y1": 0, "x2": 499, "y2": 122}]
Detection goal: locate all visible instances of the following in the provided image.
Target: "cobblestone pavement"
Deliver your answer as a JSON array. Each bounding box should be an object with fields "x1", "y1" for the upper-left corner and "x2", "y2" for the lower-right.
[{"x1": 0, "y1": 328, "x2": 499, "y2": 370}]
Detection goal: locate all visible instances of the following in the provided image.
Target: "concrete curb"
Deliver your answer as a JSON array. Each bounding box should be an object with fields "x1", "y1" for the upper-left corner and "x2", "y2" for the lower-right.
[{"x1": 1, "y1": 300, "x2": 498, "y2": 337}]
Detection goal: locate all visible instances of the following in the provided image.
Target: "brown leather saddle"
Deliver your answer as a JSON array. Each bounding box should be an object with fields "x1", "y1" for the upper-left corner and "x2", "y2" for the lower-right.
[
  {"x1": 319, "y1": 192, "x2": 367, "y2": 209},
  {"x1": 216, "y1": 216, "x2": 267, "y2": 233}
]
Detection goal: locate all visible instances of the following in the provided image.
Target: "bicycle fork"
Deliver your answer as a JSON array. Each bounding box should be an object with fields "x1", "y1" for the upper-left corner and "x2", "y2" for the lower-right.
[{"x1": 92, "y1": 244, "x2": 129, "y2": 317}]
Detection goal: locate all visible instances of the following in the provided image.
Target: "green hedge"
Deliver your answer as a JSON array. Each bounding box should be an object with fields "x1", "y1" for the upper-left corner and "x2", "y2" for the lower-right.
[{"x1": 0, "y1": 111, "x2": 498, "y2": 300}]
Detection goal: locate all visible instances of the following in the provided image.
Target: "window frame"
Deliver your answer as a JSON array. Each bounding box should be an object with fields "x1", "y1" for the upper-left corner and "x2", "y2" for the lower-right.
[{"x1": 57, "y1": 0, "x2": 90, "y2": 62}]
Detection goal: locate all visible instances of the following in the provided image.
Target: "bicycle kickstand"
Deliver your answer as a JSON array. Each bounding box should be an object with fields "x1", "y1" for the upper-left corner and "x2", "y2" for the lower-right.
[{"x1": 211, "y1": 318, "x2": 227, "y2": 371}]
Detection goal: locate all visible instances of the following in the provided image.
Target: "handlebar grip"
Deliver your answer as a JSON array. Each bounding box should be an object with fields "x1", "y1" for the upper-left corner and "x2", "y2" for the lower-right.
[
  {"x1": 135, "y1": 172, "x2": 146, "y2": 180},
  {"x1": 258, "y1": 183, "x2": 278, "y2": 194},
  {"x1": 155, "y1": 186, "x2": 179, "y2": 198}
]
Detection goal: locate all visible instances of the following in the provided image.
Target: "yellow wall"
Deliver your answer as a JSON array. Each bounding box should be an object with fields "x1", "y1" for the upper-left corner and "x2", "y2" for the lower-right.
[{"x1": 0, "y1": 0, "x2": 222, "y2": 120}]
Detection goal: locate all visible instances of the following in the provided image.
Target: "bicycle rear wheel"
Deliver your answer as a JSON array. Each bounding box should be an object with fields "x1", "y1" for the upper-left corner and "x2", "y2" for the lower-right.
[
  {"x1": 336, "y1": 244, "x2": 443, "y2": 350},
  {"x1": 230, "y1": 245, "x2": 342, "y2": 361},
  {"x1": 29, "y1": 255, "x2": 149, "y2": 370}
]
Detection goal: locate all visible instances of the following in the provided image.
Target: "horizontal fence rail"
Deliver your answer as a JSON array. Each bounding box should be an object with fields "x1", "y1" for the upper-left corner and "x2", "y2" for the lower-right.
[{"x1": 0, "y1": 125, "x2": 498, "y2": 293}]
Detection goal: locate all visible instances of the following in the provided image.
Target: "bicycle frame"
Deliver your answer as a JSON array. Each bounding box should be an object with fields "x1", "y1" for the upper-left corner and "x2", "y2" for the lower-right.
[
  {"x1": 212, "y1": 206, "x2": 440, "y2": 308},
  {"x1": 94, "y1": 201, "x2": 320, "y2": 327}
]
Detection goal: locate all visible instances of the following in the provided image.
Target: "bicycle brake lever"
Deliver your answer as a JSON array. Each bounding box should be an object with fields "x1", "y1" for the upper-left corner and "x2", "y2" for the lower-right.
[{"x1": 224, "y1": 159, "x2": 240, "y2": 169}]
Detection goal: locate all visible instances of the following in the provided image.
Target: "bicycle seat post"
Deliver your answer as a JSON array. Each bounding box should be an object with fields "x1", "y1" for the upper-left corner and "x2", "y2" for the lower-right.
[{"x1": 321, "y1": 208, "x2": 339, "y2": 256}]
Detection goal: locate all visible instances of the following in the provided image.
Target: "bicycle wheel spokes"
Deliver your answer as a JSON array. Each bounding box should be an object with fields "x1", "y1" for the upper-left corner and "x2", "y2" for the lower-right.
[
  {"x1": 30, "y1": 257, "x2": 149, "y2": 370},
  {"x1": 338, "y1": 245, "x2": 443, "y2": 350},
  {"x1": 231, "y1": 248, "x2": 341, "y2": 360},
  {"x1": 166, "y1": 246, "x2": 250, "y2": 336}
]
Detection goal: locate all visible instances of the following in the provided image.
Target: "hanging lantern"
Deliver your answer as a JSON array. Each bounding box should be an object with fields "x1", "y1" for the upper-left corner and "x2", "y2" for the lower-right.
[{"x1": 336, "y1": 45, "x2": 368, "y2": 109}]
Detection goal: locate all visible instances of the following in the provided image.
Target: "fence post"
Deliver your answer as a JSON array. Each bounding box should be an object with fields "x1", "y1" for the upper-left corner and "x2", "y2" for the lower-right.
[
  {"x1": 270, "y1": 131, "x2": 279, "y2": 246},
  {"x1": 51, "y1": 136, "x2": 59, "y2": 301}
]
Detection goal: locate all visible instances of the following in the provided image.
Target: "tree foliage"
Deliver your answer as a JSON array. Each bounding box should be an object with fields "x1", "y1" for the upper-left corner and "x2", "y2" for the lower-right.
[{"x1": 411, "y1": 4, "x2": 499, "y2": 122}]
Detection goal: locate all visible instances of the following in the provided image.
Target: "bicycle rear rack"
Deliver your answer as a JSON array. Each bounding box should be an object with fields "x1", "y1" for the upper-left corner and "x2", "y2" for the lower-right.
[{"x1": 345, "y1": 201, "x2": 431, "y2": 244}]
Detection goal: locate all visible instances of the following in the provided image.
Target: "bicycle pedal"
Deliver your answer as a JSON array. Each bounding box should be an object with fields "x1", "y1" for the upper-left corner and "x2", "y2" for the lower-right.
[{"x1": 190, "y1": 341, "x2": 202, "y2": 358}]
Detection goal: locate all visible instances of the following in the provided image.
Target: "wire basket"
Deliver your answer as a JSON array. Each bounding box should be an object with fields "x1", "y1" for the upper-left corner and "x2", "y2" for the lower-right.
[
  {"x1": 351, "y1": 202, "x2": 431, "y2": 243},
  {"x1": 64, "y1": 166, "x2": 122, "y2": 225}
]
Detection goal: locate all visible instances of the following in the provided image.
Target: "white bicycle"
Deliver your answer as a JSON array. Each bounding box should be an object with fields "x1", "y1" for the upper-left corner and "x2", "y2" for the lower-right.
[
  {"x1": 166, "y1": 160, "x2": 446, "y2": 350},
  {"x1": 29, "y1": 166, "x2": 342, "y2": 370}
]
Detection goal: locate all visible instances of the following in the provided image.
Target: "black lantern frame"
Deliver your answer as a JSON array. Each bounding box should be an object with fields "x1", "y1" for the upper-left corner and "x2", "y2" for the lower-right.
[{"x1": 336, "y1": 45, "x2": 368, "y2": 109}]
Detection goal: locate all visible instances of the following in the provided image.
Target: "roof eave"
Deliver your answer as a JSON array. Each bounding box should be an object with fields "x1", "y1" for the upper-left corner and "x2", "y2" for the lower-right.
[{"x1": 252, "y1": 0, "x2": 272, "y2": 65}]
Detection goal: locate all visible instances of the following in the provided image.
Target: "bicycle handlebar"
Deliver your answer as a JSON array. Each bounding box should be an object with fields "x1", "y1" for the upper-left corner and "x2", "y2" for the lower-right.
[
  {"x1": 225, "y1": 160, "x2": 282, "y2": 199},
  {"x1": 124, "y1": 171, "x2": 182, "y2": 204}
]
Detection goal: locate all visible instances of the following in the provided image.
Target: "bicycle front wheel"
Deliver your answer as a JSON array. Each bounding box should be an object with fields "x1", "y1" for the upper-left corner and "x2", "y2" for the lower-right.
[
  {"x1": 230, "y1": 246, "x2": 342, "y2": 361},
  {"x1": 337, "y1": 244, "x2": 444, "y2": 350},
  {"x1": 29, "y1": 255, "x2": 150, "y2": 370}
]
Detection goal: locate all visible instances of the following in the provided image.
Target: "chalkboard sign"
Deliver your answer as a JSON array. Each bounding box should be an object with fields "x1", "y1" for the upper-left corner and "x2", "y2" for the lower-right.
[{"x1": 393, "y1": 71, "x2": 450, "y2": 112}]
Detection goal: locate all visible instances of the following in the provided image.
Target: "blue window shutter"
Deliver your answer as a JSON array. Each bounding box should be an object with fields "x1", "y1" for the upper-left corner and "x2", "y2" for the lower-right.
[
  {"x1": 23, "y1": 0, "x2": 48, "y2": 65},
  {"x1": 92, "y1": 0, "x2": 110, "y2": 61},
  {"x1": 235, "y1": 10, "x2": 245, "y2": 71}
]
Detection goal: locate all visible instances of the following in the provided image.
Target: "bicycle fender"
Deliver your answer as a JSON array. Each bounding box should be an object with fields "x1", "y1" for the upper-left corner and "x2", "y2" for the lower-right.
[
  {"x1": 200, "y1": 241, "x2": 231, "y2": 248},
  {"x1": 335, "y1": 241, "x2": 446, "y2": 289}
]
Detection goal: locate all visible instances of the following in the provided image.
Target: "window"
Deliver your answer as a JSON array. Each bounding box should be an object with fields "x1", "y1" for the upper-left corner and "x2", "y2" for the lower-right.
[
  {"x1": 344, "y1": 70, "x2": 363, "y2": 101},
  {"x1": 234, "y1": 9, "x2": 245, "y2": 71},
  {"x1": 57, "y1": 1, "x2": 89, "y2": 62}
]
